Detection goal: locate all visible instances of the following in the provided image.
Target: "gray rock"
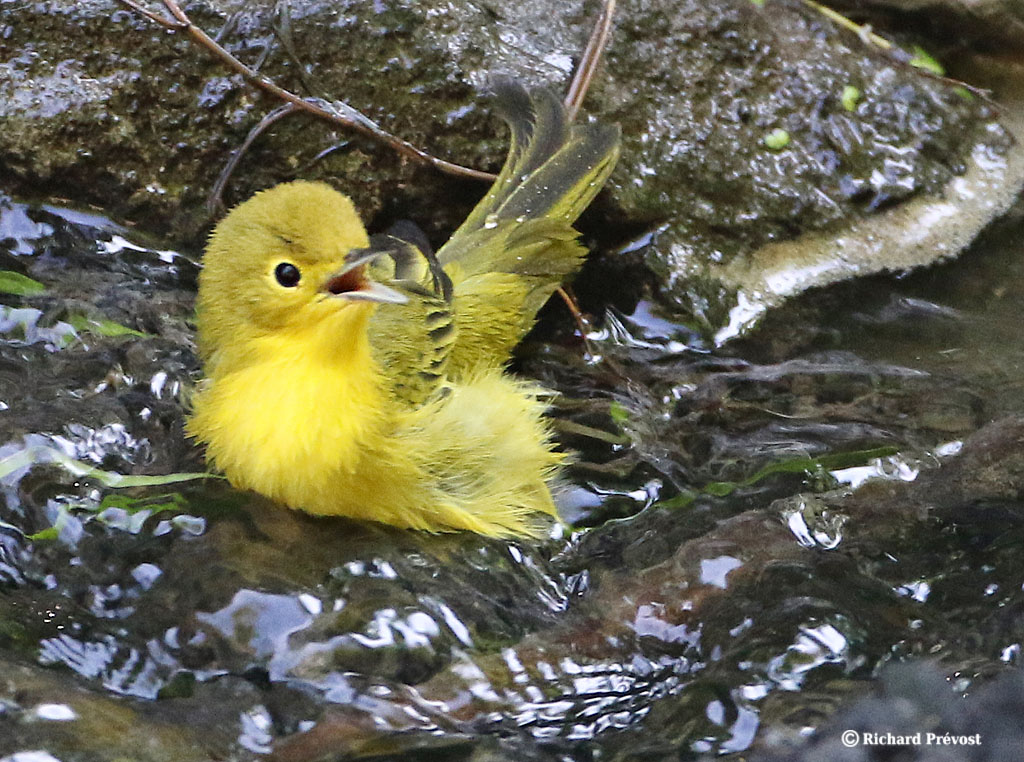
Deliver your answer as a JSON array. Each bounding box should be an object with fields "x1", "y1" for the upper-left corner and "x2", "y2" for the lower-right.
[
  {"x1": 835, "y1": 0, "x2": 1024, "y2": 47},
  {"x1": 0, "y1": 1, "x2": 1021, "y2": 332}
]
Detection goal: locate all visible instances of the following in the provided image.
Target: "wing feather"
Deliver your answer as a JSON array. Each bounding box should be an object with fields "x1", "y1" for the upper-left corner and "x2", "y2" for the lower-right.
[
  {"x1": 437, "y1": 80, "x2": 620, "y2": 373},
  {"x1": 369, "y1": 81, "x2": 620, "y2": 386},
  {"x1": 365, "y1": 230, "x2": 456, "y2": 406}
]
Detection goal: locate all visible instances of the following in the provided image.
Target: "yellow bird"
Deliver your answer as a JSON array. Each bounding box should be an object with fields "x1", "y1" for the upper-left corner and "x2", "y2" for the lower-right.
[{"x1": 187, "y1": 82, "x2": 620, "y2": 536}]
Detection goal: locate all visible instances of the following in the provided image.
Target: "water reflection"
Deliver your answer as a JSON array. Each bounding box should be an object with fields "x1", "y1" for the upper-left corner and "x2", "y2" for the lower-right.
[
  {"x1": 0, "y1": 307, "x2": 77, "y2": 351},
  {"x1": 766, "y1": 621, "x2": 856, "y2": 693},
  {"x1": 3, "y1": 195, "x2": 1024, "y2": 759},
  {"x1": 783, "y1": 499, "x2": 845, "y2": 550},
  {"x1": 588, "y1": 299, "x2": 707, "y2": 355}
]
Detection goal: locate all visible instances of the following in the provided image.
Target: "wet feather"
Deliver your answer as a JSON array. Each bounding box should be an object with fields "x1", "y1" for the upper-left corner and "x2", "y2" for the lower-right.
[{"x1": 188, "y1": 82, "x2": 620, "y2": 536}]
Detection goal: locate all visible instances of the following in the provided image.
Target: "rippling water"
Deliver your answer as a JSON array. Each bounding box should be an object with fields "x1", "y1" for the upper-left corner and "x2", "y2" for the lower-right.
[{"x1": 2, "y1": 195, "x2": 1024, "y2": 760}]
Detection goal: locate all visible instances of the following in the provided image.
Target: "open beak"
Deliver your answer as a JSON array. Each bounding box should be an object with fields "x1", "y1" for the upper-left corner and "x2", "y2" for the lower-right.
[{"x1": 322, "y1": 249, "x2": 408, "y2": 305}]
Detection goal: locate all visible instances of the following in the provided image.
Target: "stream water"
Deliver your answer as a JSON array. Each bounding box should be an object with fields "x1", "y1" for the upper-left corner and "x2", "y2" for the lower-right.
[{"x1": 1, "y1": 194, "x2": 1023, "y2": 760}]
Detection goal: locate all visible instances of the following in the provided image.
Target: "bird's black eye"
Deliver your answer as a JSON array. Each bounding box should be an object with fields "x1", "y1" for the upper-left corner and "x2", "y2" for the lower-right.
[{"x1": 274, "y1": 262, "x2": 301, "y2": 287}]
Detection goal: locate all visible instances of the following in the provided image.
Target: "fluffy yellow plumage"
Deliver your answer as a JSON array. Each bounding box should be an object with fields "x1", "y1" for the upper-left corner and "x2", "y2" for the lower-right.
[{"x1": 187, "y1": 82, "x2": 620, "y2": 536}]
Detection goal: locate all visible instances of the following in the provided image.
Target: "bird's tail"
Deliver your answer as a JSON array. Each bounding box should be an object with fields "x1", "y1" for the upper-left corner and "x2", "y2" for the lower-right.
[
  {"x1": 444, "y1": 80, "x2": 620, "y2": 262},
  {"x1": 437, "y1": 80, "x2": 620, "y2": 371}
]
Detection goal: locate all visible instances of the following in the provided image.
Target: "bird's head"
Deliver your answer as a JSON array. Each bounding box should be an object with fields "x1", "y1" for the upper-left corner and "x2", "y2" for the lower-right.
[{"x1": 196, "y1": 181, "x2": 406, "y2": 368}]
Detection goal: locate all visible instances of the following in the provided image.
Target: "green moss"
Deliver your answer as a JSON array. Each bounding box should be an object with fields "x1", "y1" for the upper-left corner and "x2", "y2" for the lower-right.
[
  {"x1": 841, "y1": 85, "x2": 861, "y2": 112},
  {"x1": 609, "y1": 400, "x2": 630, "y2": 424},
  {"x1": 763, "y1": 128, "x2": 790, "y2": 150}
]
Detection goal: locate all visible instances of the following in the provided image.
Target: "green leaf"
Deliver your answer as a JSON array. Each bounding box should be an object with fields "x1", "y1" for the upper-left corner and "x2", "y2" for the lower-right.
[
  {"x1": 98, "y1": 492, "x2": 187, "y2": 515},
  {"x1": 609, "y1": 400, "x2": 630, "y2": 425},
  {"x1": 0, "y1": 271, "x2": 46, "y2": 296},
  {"x1": 738, "y1": 445, "x2": 899, "y2": 487},
  {"x1": 0, "y1": 444, "x2": 215, "y2": 488},
  {"x1": 703, "y1": 481, "x2": 738, "y2": 497},
  {"x1": 26, "y1": 527, "x2": 58, "y2": 542},
  {"x1": 66, "y1": 313, "x2": 150, "y2": 338},
  {"x1": 652, "y1": 492, "x2": 697, "y2": 510},
  {"x1": 656, "y1": 445, "x2": 903, "y2": 512},
  {"x1": 909, "y1": 45, "x2": 945, "y2": 76}
]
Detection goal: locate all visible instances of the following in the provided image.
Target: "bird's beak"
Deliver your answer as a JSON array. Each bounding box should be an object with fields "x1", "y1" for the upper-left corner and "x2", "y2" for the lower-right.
[{"x1": 322, "y1": 249, "x2": 408, "y2": 305}]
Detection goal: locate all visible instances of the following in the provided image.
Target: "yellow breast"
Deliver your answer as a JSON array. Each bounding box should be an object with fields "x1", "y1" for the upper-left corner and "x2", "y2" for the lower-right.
[
  {"x1": 188, "y1": 309, "x2": 387, "y2": 515},
  {"x1": 189, "y1": 325, "x2": 562, "y2": 534}
]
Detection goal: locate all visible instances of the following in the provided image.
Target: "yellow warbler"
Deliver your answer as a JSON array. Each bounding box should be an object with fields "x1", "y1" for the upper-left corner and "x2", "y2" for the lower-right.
[{"x1": 187, "y1": 82, "x2": 620, "y2": 536}]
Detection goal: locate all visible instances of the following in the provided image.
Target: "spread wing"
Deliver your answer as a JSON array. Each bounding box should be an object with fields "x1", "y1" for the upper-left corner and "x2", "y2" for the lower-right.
[
  {"x1": 436, "y1": 79, "x2": 620, "y2": 374},
  {"x1": 367, "y1": 81, "x2": 620, "y2": 394}
]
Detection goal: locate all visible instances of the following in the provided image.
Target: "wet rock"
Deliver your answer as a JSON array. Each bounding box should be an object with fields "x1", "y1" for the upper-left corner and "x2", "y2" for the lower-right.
[
  {"x1": 0, "y1": 655, "x2": 236, "y2": 761},
  {"x1": 598, "y1": 2, "x2": 1024, "y2": 340},
  {"x1": 262, "y1": 415, "x2": 1024, "y2": 759},
  {"x1": 751, "y1": 662, "x2": 1024, "y2": 761},
  {"x1": 1, "y1": 1, "x2": 1022, "y2": 338},
  {"x1": 835, "y1": 0, "x2": 1024, "y2": 48}
]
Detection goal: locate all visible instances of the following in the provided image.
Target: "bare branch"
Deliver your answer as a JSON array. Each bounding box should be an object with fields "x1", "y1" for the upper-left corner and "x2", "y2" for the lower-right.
[
  {"x1": 120, "y1": 0, "x2": 495, "y2": 182},
  {"x1": 207, "y1": 103, "x2": 301, "y2": 216},
  {"x1": 565, "y1": 0, "x2": 616, "y2": 120},
  {"x1": 556, "y1": 285, "x2": 601, "y2": 360}
]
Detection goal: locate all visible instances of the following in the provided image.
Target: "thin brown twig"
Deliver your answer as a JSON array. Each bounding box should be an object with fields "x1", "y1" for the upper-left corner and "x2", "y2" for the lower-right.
[
  {"x1": 207, "y1": 4, "x2": 348, "y2": 210},
  {"x1": 118, "y1": 0, "x2": 495, "y2": 182},
  {"x1": 213, "y1": 6, "x2": 245, "y2": 44},
  {"x1": 118, "y1": 0, "x2": 182, "y2": 29},
  {"x1": 123, "y1": 0, "x2": 623, "y2": 224},
  {"x1": 269, "y1": 0, "x2": 321, "y2": 99},
  {"x1": 556, "y1": 285, "x2": 601, "y2": 359},
  {"x1": 207, "y1": 102, "x2": 301, "y2": 216},
  {"x1": 564, "y1": 0, "x2": 616, "y2": 120},
  {"x1": 560, "y1": 1, "x2": 616, "y2": 360}
]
